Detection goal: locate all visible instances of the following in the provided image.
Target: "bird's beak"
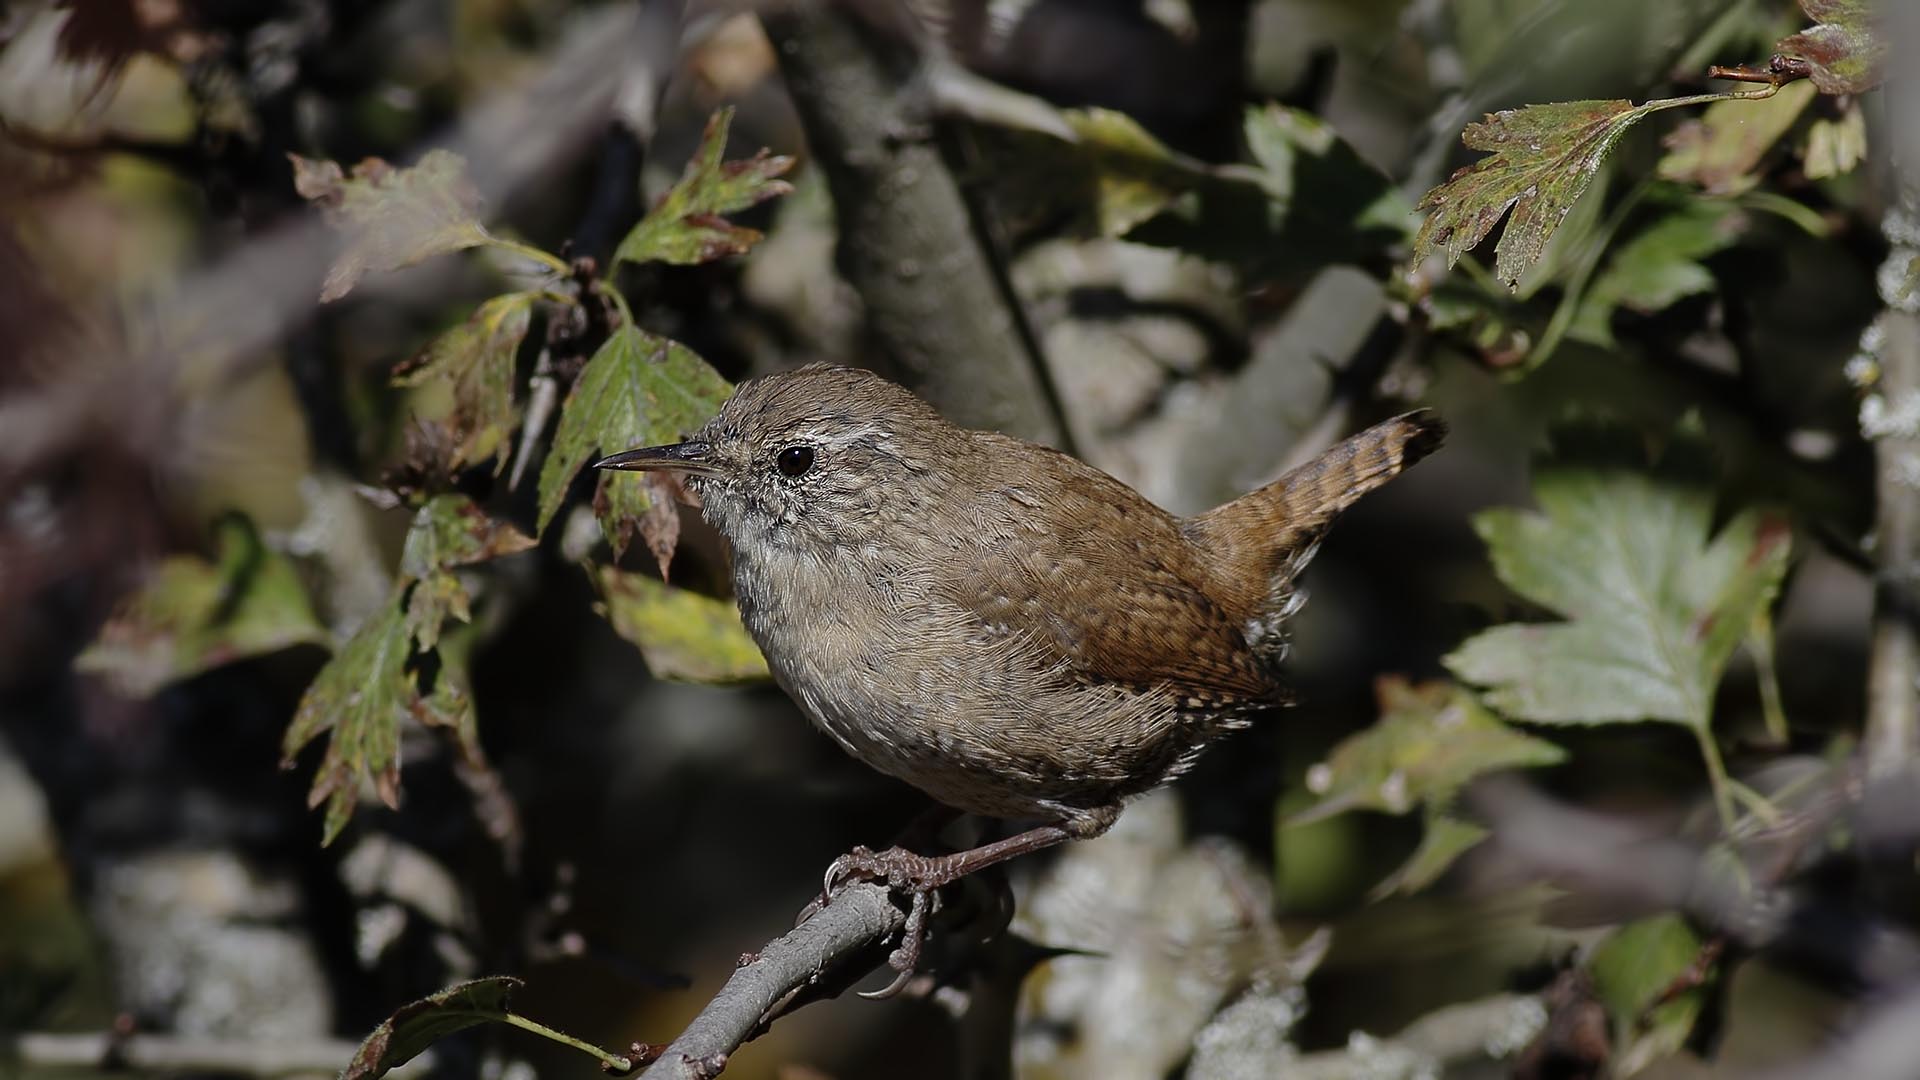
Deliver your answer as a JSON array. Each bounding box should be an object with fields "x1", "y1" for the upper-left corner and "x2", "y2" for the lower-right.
[{"x1": 592, "y1": 440, "x2": 719, "y2": 476}]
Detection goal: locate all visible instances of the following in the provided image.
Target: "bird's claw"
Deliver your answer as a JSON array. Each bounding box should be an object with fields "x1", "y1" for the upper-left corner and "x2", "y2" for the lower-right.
[{"x1": 810, "y1": 845, "x2": 951, "y2": 1000}]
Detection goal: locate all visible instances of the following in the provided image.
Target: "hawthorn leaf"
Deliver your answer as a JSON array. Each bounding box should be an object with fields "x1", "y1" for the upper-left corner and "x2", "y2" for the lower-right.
[
  {"x1": 1571, "y1": 197, "x2": 1744, "y2": 346},
  {"x1": 1374, "y1": 812, "x2": 1490, "y2": 898},
  {"x1": 1589, "y1": 914, "x2": 1714, "y2": 1074},
  {"x1": 1803, "y1": 99, "x2": 1868, "y2": 180},
  {"x1": 613, "y1": 106, "x2": 794, "y2": 267},
  {"x1": 1777, "y1": 0, "x2": 1884, "y2": 95},
  {"x1": 1657, "y1": 80, "x2": 1815, "y2": 196},
  {"x1": 280, "y1": 599, "x2": 416, "y2": 844},
  {"x1": 76, "y1": 516, "x2": 327, "y2": 697},
  {"x1": 284, "y1": 496, "x2": 526, "y2": 844},
  {"x1": 594, "y1": 566, "x2": 768, "y2": 684},
  {"x1": 535, "y1": 326, "x2": 732, "y2": 561},
  {"x1": 1058, "y1": 107, "x2": 1188, "y2": 236},
  {"x1": 290, "y1": 149, "x2": 492, "y2": 302},
  {"x1": 1445, "y1": 461, "x2": 1791, "y2": 731},
  {"x1": 1414, "y1": 99, "x2": 1658, "y2": 289},
  {"x1": 344, "y1": 977, "x2": 522, "y2": 1080},
  {"x1": 1290, "y1": 677, "x2": 1564, "y2": 824},
  {"x1": 398, "y1": 493, "x2": 538, "y2": 581},
  {"x1": 392, "y1": 293, "x2": 535, "y2": 472}
]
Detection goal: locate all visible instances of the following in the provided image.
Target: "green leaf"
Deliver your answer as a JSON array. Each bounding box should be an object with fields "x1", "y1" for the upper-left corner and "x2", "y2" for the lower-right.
[
  {"x1": 1445, "y1": 453, "x2": 1792, "y2": 731},
  {"x1": 1657, "y1": 81, "x2": 1815, "y2": 196},
  {"x1": 283, "y1": 496, "x2": 530, "y2": 844},
  {"x1": 1778, "y1": 0, "x2": 1885, "y2": 95},
  {"x1": 280, "y1": 600, "x2": 418, "y2": 844},
  {"x1": 1589, "y1": 914, "x2": 1714, "y2": 1075},
  {"x1": 594, "y1": 566, "x2": 768, "y2": 684},
  {"x1": 290, "y1": 149, "x2": 491, "y2": 302},
  {"x1": 344, "y1": 977, "x2": 521, "y2": 1080},
  {"x1": 536, "y1": 326, "x2": 732, "y2": 557},
  {"x1": 1291, "y1": 677, "x2": 1564, "y2": 823},
  {"x1": 1803, "y1": 99, "x2": 1868, "y2": 180},
  {"x1": 392, "y1": 293, "x2": 535, "y2": 472},
  {"x1": 1128, "y1": 104, "x2": 1408, "y2": 282},
  {"x1": 613, "y1": 106, "x2": 795, "y2": 267},
  {"x1": 1058, "y1": 108, "x2": 1188, "y2": 236},
  {"x1": 1571, "y1": 196, "x2": 1744, "y2": 347},
  {"x1": 1375, "y1": 812, "x2": 1490, "y2": 898},
  {"x1": 1415, "y1": 99, "x2": 1659, "y2": 289},
  {"x1": 398, "y1": 493, "x2": 539, "y2": 582},
  {"x1": 76, "y1": 516, "x2": 328, "y2": 697}
]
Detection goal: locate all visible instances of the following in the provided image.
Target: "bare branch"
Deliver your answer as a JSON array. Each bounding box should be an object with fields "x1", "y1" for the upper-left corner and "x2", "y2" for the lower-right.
[{"x1": 636, "y1": 881, "x2": 904, "y2": 1079}]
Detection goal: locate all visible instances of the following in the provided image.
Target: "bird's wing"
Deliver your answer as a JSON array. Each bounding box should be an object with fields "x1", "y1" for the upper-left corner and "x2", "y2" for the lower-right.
[{"x1": 934, "y1": 440, "x2": 1274, "y2": 711}]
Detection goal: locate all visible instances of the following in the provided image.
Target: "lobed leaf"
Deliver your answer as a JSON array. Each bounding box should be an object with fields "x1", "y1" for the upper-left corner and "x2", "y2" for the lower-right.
[
  {"x1": 76, "y1": 516, "x2": 328, "y2": 697},
  {"x1": 290, "y1": 149, "x2": 492, "y2": 302},
  {"x1": 1292, "y1": 677, "x2": 1564, "y2": 823},
  {"x1": 1777, "y1": 0, "x2": 1884, "y2": 95},
  {"x1": 1571, "y1": 196, "x2": 1745, "y2": 347},
  {"x1": 392, "y1": 293, "x2": 535, "y2": 473},
  {"x1": 536, "y1": 326, "x2": 732, "y2": 560},
  {"x1": 283, "y1": 496, "x2": 530, "y2": 845},
  {"x1": 613, "y1": 106, "x2": 795, "y2": 267},
  {"x1": 594, "y1": 566, "x2": 768, "y2": 684},
  {"x1": 344, "y1": 977, "x2": 521, "y2": 1080},
  {"x1": 1657, "y1": 81, "x2": 1815, "y2": 196},
  {"x1": 1445, "y1": 455, "x2": 1791, "y2": 731},
  {"x1": 1414, "y1": 99, "x2": 1653, "y2": 289}
]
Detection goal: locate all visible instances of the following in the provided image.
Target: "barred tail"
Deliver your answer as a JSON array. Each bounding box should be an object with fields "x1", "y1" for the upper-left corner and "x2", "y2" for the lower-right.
[{"x1": 1184, "y1": 410, "x2": 1446, "y2": 622}]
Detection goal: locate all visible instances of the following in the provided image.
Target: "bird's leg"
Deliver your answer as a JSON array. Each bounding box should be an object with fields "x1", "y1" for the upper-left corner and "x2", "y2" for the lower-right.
[{"x1": 824, "y1": 808, "x2": 1118, "y2": 999}]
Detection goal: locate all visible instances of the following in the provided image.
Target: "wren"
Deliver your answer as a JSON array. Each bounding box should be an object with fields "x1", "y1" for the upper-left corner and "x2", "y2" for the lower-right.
[{"x1": 596, "y1": 364, "x2": 1443, "y2": 995}]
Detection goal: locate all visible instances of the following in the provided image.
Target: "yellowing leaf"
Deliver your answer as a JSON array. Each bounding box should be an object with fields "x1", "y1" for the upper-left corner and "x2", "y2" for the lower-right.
[
  {"x1": 1778, "y1": 0, "x2": 1884, "y2": 95},
  {"x1": 291, "y1": 149, "x2": 491, "y2": 302},
  {"x1": 613, "y1": 107, "x2": 794, "y2": 267},
  {"x1": 536, "y1": 326, "x2": 732, "y2": 559},
  {"x1": 392, "y1": 293, "x2": 535, "y2": 472},
  {"x1": 76, "y1": 516, "x2": 327, "y2": 697},
  {"x1": 1445, "y1": 453, "x2": 1791, "y2": 732},
  {"x1": 1803, "y1": 99, "x2": 1868, "y2": 180},
  {"x1": 1292, "y1": 677, "x2": 1564, "y2": 823},
  {"x1": 1415, "y1": 99, "x2": 1655, "y2": 289},
  {"x1": 344, "y1": 977, "x2": 521, "y2": 1080},
  {"x1": 282, "y1": 496, "x2": 531, "y2": 845},
  {"x1": 595, "y1": 566, "x2": 768, "y2": 684},
  {"x1": 1657, "y1": 81, "x2": 1816, "y2": 196}
]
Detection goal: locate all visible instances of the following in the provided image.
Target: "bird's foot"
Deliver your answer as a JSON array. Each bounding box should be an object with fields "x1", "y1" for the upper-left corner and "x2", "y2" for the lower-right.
[{"x1": 817, "y1": 845, "x2": 960, "y2": 1000}]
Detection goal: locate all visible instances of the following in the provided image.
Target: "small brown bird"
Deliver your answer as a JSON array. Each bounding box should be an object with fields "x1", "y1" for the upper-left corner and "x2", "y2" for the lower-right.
[{"x1": 597, "y1": 364, "x2": 1443, "y2": 994}]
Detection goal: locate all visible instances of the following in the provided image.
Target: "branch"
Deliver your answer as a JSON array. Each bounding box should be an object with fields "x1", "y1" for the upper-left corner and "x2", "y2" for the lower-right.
[
  {"x1": 757, "y1": 2, "x2": 1071, "y2": 450},
  {"x1": 5, "y1": 1032, "x2": 429, "y2": 1078},
  {"x1": 1863, "y1": 67, "x2": 1920, "y2": 777},
  {"x1": 636, "y1": 882, "x2": 905, "y2": 1079}
]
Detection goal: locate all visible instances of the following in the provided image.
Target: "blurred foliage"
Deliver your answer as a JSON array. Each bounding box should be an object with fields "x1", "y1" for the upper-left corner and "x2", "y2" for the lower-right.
[{"x1": 0, "y1": 0, "x2": 1909, "y2": 1077}]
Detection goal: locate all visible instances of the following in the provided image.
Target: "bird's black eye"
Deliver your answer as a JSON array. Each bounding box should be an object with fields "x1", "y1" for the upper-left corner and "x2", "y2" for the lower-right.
[{"x1": 776, "y1": 445, "x2": 815, "y2": 477}]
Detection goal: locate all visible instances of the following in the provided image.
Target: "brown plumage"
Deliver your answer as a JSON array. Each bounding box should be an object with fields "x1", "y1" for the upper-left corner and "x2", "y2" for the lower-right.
[{"x1": 597, "y1": 364, "x2": 1443, "y2": 992}]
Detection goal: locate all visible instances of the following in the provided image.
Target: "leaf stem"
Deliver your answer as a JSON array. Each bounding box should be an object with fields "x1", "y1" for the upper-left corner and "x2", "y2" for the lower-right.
[
  {"x1": 1748, "y1": 613, "x2": 1790, "y2": 748},
  {"x1": 1692, "y1": 724, "x2": 1736, "y2": 833},
  {"x1": 596, "y1": 281, "x2": 635, "y2": 328},
  {"x1": 499, "y1": 1012, "x2": 634, "y2": 1073},
  {"x1": 485, "y1": 234, "x2": 574, "y2": 277}
]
